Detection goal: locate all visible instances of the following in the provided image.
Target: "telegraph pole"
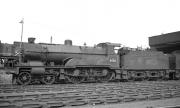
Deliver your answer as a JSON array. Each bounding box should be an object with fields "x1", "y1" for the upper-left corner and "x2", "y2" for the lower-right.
[
  {"x1": 19, "y1": 18, "x2": 24, "y2": 63},
  {"x1": 50, "y1": 36, "x2": 52, "y2": 44}
]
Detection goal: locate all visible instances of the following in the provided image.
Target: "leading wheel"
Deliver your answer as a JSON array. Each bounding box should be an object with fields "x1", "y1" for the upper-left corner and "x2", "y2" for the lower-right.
[
  {"x1": 17, "y1": 72, "x2": 31, "y2": 85},
  {"x1": 42, "y1": 74, "x2": 56, "y2": 85}
]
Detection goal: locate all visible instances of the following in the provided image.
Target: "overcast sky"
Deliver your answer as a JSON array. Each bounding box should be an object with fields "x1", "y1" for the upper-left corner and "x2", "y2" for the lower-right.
[{"x1": 0, "y1": 0, "x2": 180, "y2": 48}]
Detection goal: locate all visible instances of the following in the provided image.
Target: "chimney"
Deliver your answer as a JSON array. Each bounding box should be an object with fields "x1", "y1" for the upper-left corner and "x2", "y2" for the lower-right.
[{"x1": 28, "y1": 37, "x2": 36, "y2": 44}]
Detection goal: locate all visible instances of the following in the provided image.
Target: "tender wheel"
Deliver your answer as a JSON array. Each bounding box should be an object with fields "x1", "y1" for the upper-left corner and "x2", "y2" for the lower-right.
[
  {"x1": 42, "y1": 74, "x2": 56, "y2": 85},
  {"x1": 127, "y1": 71, "x2": 135, "y2": 81},
  {"x1": 99, "y1": 69, "x2": 115, "y2": 83},
  {"x1": 17, "y1": 72, "x2": 31, "y2": 85},
  {"x1": 65, "y1": 69, "x2": 85, "y2": 84}
]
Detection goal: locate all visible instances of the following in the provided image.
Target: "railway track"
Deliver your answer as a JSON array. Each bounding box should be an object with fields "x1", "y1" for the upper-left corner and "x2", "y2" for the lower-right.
[{"x1": 0, "y1": 81, "x2": 180, "y2": 108}]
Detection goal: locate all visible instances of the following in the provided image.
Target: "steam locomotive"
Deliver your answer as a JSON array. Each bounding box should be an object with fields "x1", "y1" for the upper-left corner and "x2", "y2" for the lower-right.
[{"x1": 0, "y1": 38, "x2": 180, "y2": 85}]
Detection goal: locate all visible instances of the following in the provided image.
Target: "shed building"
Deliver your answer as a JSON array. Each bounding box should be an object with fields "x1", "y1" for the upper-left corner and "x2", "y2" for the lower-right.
[{"x1": 149, "y1": 31, "x2": 180, "y2": 53}]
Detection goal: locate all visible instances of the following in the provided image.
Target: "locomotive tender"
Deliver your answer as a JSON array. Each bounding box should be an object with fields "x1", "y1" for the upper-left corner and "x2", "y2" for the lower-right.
[{"x1": 0, "y1": 38, "x2": 179, "y2": 85}]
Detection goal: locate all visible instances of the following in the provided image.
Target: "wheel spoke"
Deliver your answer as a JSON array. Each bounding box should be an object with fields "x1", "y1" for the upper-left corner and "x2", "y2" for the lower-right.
[
  {"x1": 66, "y1": 69, "x2": 85, "y2": 84},
  {"x1": 42, "y1": 74, "x2": 55, "y2": 85},
  {"x1": 68, "y1": 76, "x2": 84, "y2": 84},
  {"x1": 17, "y1": 72, "x2": 31, "y2": 85},
  {"x1": 99, "y1": 69, "x2": 115, "y2": 83}
]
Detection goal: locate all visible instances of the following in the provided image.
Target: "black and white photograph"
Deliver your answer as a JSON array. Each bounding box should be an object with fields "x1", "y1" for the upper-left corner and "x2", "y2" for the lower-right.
[{"x1": 0, "y1": 0, "x2": 180, "y2": 108}]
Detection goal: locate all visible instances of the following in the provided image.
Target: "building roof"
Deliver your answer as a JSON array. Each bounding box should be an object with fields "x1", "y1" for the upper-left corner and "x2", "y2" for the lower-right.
[{"x1": 149, "y1": 31, "x2": 180, "y2": 53}]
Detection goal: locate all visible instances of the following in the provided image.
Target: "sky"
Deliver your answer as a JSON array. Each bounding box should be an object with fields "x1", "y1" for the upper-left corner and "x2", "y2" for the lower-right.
[{"x1": 0, "y1": 0, "x2": 180, "y2": 48}]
